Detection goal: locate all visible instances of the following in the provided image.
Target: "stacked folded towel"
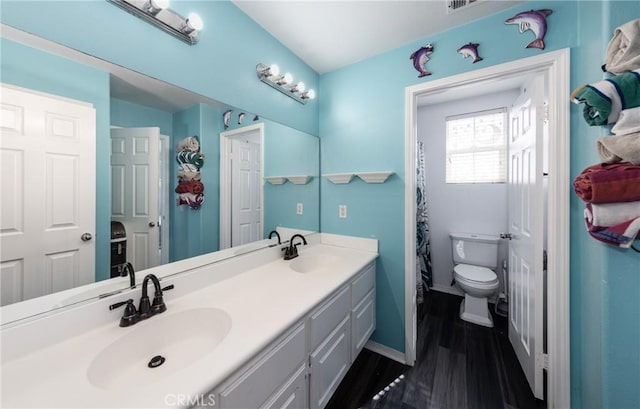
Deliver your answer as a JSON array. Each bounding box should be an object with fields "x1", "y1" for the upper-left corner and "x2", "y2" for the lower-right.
[
  {"x1": 175, "y1": 136, "x2": 205, "y2": 210},
  {"x1": 574, "y1": 162, "x2": 640, "y2": 248}
]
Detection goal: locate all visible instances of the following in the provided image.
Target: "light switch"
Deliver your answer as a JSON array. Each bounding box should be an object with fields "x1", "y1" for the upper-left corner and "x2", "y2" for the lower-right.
[
  {"x1": 297, "y1": 203, "x2": 303, "y2": 215},
  {"x1": 339, "y1": 204, "x2": 347, "y2": 218}
]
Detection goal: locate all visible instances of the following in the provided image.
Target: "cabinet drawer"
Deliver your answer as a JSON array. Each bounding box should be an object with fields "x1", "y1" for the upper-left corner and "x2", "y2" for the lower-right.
[
  {"x1": 262, "y1": 364, "x2": 308, "y2": 409},
  {"x1": 310, "y1": 316, "x2": 351, "y2": 409},
  {"x1": 351, "y1": 262, "x2": 375, "y2": 308},
  {"x1": 309, "y1": 286, "x2": 350, "y2": 350},
  {"x1": 352, "y1": 289, "x2": 375, "y2": 361},
  {"x1": 218, "y1": 323, "x2": 306, "y2": 409}
]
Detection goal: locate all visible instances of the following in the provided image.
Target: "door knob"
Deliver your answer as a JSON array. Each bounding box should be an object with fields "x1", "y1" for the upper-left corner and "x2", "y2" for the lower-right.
[
  {"x1": 81, "y1": 233, "x2": 93, "y2": 241},
  {"x1": 148, "y1": 222, "x2": 156, "y2": 227}
]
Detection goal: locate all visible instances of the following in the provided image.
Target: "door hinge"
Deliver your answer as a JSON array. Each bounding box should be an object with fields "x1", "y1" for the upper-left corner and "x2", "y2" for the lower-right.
[
  {"x1": 543, "y1": 249, "x2": 548, "y2": 271},
  {"x1": 543, "y1": 102, "x2": 549, "y2": 123},
  {"x1": 538, "y1": 352, "x2": 550, "y2": 370}
]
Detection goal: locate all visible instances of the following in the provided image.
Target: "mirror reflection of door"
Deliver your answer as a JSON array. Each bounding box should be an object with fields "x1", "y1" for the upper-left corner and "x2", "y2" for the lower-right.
[
  {"x1": 110, "y1": 127, "x2": 169, "y2": 272},
  {"x1": 0, "y1": 84, "x2": 96, "y2": 306},
  {"x1": 220, "y1": 124, "x2": 265, "y2": 249},
  {"x1": 231, "y1": 135, "x2": 262, "y2": 246}
]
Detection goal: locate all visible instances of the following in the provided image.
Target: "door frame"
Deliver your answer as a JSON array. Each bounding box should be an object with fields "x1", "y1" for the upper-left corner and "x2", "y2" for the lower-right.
[
  {"x1": 404, "y1": 49, "x2": 570, "y2": 408},
  {"x1": 219, "y1": 123, "x2": 265, "y2": 249}
]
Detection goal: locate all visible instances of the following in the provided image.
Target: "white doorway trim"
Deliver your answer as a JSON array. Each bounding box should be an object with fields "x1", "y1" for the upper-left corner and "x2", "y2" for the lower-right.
[
  {"x1": 219, "y1": 123, "x2": 265, "y2": 249},
  {"x1": 404, "y1": 49, "x2": 570, "y2": 408}
]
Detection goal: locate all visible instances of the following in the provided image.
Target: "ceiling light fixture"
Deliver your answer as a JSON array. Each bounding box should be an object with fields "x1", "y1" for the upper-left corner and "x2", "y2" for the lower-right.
[
  {"x1": 256, "y1": 63, "x2": 316, "y2": 104},
  {"x1": 107, "y1": 0, "x2": 203, "y2": 45}
]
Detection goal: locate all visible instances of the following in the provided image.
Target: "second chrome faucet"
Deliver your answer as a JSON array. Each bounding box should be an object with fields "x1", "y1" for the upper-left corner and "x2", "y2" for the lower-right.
[{"x1": 109, "y1": 273, "x2": 174, "y2": 327}]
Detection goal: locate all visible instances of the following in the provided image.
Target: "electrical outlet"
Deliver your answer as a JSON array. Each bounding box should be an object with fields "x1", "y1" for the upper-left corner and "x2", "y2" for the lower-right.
[
  {"x1": 296, "y1": 203, "x2": 303, "y2": 215},
  {"x1": 339, "y1": 204, "x2": 347, "y2": 218}
]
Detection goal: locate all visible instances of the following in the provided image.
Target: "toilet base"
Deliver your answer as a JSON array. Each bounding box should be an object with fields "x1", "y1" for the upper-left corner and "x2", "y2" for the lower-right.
[{"x1": 459, "y1": 294, "x2": 493, "y2": 327}]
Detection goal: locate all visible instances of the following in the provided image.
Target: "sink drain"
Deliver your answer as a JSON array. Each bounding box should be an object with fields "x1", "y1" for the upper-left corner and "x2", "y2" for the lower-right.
[{"x1": 148, "y1": 355, "x2": 166, "y2": 368}]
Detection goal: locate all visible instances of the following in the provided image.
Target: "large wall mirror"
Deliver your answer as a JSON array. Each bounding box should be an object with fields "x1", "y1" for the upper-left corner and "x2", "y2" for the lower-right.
[{"x1": 0, "y1": 25, "x2": 320, "y2": 324}]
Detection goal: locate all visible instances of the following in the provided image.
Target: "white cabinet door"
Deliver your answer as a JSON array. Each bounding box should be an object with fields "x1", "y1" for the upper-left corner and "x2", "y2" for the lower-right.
[
  {"x1": 218, "y1": 323, "x2": 306, "y2": 409},
  {"x1": 310, "y1": 316, "x2": 351, "y2": 409},
  {"x1": 262, "y1": 364, "x2": 308, "y2": 409},
  {"x1": 352, "y1": 288, "x2": 376, "y2": 361}
]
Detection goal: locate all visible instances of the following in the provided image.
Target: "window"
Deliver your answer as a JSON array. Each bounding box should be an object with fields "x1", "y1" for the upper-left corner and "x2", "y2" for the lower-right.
[{"x1": 445, "y1": 108, "x2": 507, "y2": 184}]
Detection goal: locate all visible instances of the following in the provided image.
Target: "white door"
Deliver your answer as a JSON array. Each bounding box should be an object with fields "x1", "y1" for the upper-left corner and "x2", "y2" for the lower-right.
[
  {"x1": 0, "y1": 84, "x2": 96, "y2": 306},
  {"x1": 507, "y1": 75, "x2": 545, "y2": 399},
  {"x1": 231, "y1": 135, "x2": 262, "y2": 246},
  {"x1": 110, "y1": 127, "x2": 160, "y2": 272}
]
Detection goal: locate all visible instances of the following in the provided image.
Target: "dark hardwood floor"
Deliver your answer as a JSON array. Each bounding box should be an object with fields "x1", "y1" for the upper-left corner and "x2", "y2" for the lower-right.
[{"x1": 326, "y1": 291, "x2": 543, "y2": 409}]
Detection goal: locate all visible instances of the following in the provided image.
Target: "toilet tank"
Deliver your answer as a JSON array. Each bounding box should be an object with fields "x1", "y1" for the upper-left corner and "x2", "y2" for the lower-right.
[{"x1": 450, "y1": 232, "x2": 499, "y2": 269}]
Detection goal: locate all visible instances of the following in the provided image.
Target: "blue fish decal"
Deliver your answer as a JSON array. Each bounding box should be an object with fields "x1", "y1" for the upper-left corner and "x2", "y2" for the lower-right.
[
  {"x1": 457, "y1": 42, "x2": 483, "y2": 63},
  {"x1": 505, "y1": 9, "x2": 553, "y2": 50},
  {"x1": 410, "y1": 43, "x2": 434, "y2": 78}
]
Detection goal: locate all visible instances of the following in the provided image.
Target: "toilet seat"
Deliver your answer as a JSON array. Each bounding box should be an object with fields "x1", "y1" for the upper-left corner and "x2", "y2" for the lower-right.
[{"x1": 454, "y1": 264, "x2": 498, "y2": 286}]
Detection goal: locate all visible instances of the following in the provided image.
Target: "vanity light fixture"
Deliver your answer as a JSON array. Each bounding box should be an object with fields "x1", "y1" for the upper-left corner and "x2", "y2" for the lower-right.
[
  {"x1": 107, "y1": 0, "x2": 203, "y2": 45},
  {"x1": 256, "y1": 63, "x2": 316, "y2": 105}
]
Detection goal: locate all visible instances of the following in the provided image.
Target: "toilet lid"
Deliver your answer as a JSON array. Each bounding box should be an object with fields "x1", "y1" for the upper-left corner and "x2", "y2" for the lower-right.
[{"x1": 454, "y1": 264, "x2": 497, "y2": 283}]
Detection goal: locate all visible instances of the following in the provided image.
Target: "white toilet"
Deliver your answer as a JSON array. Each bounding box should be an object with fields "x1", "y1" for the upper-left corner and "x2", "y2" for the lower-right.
[{"x1": 450, "y1": 232, "x2": 500, "y2": 327}]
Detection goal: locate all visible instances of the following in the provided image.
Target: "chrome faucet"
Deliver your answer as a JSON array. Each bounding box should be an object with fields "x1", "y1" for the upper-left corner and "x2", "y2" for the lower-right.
[
  {"x1": 109, "y1": 273, "x2": 174, "y2": 327},
  {"x1": 121, "y1": 262, "x2": 135, "y2": 288},
  {"x1": 283, "y1": 234, "x2": 307, "y2": 260},
  {"x1": 268, "y1": 230, "x2": 281, "y2": 245}
]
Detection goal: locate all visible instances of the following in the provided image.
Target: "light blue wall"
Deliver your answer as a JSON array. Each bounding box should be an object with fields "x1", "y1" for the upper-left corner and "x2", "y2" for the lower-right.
[
  {"x1": 0, "y1": 0, "x2": 319, "y2": 136},
  {"x1": 1, "y1": 38, "x2": 111, "y2": 282},
  {"x1": 110, "y1": 98, "x2": 173, "y2": 136},
  {"x1": 320, "y1": 1, "x2": 639, "y2": 407}
]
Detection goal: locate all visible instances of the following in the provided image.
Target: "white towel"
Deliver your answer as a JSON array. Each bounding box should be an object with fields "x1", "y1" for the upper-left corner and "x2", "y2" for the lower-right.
[
  {"x1": 604, "y1": 18, "x2": 640, "y2": 74},
  {"x1": 177, "y1": 170, "x2": 201, "y2": 181},
  {"x1": 587, "y1": 201, "x2": 640, "y2": 227},
  {"x1": 176, "y1": 136, "x2": 200, "y2": 152},
  {"x1": 612, "y1": 107, "x2": 640, "y2": 136},
  {"x1": 596, "y1": 132, "x2": 640, "y2": 165}
]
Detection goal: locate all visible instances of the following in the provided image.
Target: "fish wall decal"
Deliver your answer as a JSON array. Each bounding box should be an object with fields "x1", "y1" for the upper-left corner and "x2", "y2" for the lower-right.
[
  {"x1": 457, "y1": 42, "x2": 483, "y2": 63},
  {"x1": 223, "y1": 109, "x2": 232, "y2": 129},
  {"x1": 505, "y1": 9, "x2": 553, "y2": 50},
  {"x1": 238, "y1": 112, "x2": 246, "y2": 125},
  {"x1": 410, "y1": 43, "x2": 434, "y2": 78}
]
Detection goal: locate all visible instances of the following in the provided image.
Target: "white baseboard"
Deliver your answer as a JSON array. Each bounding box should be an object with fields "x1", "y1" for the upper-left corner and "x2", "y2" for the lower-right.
[{"x1": 364, "y1": 340, "x2": 407, "y2": 365}]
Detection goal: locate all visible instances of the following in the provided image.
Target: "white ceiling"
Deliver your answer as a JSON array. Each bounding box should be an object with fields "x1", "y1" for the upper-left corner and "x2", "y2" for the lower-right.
[{"x1": 233, "y1": 0, "x2": 524, "y2": 74}]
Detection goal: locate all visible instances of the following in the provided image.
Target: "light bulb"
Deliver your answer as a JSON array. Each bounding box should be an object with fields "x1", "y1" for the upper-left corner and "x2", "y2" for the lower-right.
[
  {"x1": 154, "y1": 0, "x2": 169, "y2": 8},
  {"x1": 296, "y1": 82, "x2": 306, "y2": 92},
  {"x1": 269, "y1": 64, "x2": 280, "y2": 77},
  {"x1": 303, "y1": 89, "x2": 316, "y2": 100},
  {"x1": 187, "y1": 13, "x2": 204, "y2": 31},
  {"x1": 282, "y1": 73, "x2": 293, "y2": 84}
]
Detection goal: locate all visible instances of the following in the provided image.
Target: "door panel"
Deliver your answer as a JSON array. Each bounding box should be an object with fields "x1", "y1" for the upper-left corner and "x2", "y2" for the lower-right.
[
  {"x1": 507, "y1": 75, "x2": 544, "y2": 399},
  {"x1": 231, "y1": 136, "x2": 262, "y2": 246},
  {"x1": 0, "y1": 84, "x2": 95, "y2": 305},
  {"x1": 110, "y1": 127, "x2": 160, "y2": 272}
]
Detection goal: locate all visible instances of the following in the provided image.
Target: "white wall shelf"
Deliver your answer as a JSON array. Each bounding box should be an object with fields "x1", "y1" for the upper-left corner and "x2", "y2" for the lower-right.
[
  {"x1": 264, "y1": 176, "x2": 313, "y2": 185},
  {"x1": 287, "y1": 176, "x2": 313, "y2": 185},
  {"x1": 323, "y1": 173, "x2": 354, "y2": 184},
  {"x1": 356, "y1": 171, "x2": 394, "y2": 183},
  {"x1": 324, "y1": 172, "x2": 394, "y2": 184},
  {"x1": 264, "y1": 176, "x2": 287, "y2": 185}
]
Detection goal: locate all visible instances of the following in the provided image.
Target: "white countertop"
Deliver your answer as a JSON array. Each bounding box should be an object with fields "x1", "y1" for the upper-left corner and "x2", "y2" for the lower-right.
[{"x1": 1, "y1": 238, "x2": 377, "y2": 408}]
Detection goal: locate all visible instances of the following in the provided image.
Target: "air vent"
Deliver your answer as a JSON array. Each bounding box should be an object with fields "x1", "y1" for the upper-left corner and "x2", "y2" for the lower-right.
[{"x1": 446, "y1": 0, "x2": 482, "y2": 14}]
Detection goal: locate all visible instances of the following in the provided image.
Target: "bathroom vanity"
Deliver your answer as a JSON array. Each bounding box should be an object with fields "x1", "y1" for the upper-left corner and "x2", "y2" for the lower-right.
[{"x1": 0, "y1": 233, "x2": 377, "y2": 409}]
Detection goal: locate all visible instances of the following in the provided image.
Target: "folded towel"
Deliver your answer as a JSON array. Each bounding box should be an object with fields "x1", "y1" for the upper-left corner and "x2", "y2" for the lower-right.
[
  {"x1": 574, "y1": 162, "x2": 640, "y2": 203},
  {"x1": 604, "y1": 18, "x2": 640, "y2": 74},
  {"x1": 596, "y1": 132, "x2": 640, "y2": 164},
  {"x1": 176, "y1": 136, "x2": 200, "y2": 152},
  {"x1": 177, "y1": 170, "x2": 201, "y2": 181},
  {"x1": 177, "y1": 193, "x2": 205, "y2": 210},
  {"x1": 174, "y1": 180, "x2": 205, "y2": 194},
  {"x1": 584, "y1": 209, "x2": 640, "y2": 248},
  {"x1": 586, "y1": 201, "x2": 640, "y2": 227},
  {"x1": 571, "y1": 69, "x2": 640, "y2": 126},
  {"x1": 176, "y1": 151, "x2": 205, "y2": 169},
  {"x1": 178, "y1": 163, "x2": 199, "y2": 173},
  {"x1": 612, "y1": 107, "x2": 640, "y2": 135}
]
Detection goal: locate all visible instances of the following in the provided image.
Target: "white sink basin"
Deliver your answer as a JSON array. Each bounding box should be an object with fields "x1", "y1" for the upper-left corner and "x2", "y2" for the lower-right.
[
  {"x1": 289, "y1": 254, "x2": 342, "y2": 274},
  {"x1": 87, "y1": 308, "x2": 232, "y2": 391}
]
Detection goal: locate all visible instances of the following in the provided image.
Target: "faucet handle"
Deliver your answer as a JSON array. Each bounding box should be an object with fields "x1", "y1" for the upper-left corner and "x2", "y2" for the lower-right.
[
  {"x1": 151, "y1": 284, "x2": 174, "y2": 315},
  {"x1": 109, "y1": 299, "x2": 139, "y2": 327}
]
